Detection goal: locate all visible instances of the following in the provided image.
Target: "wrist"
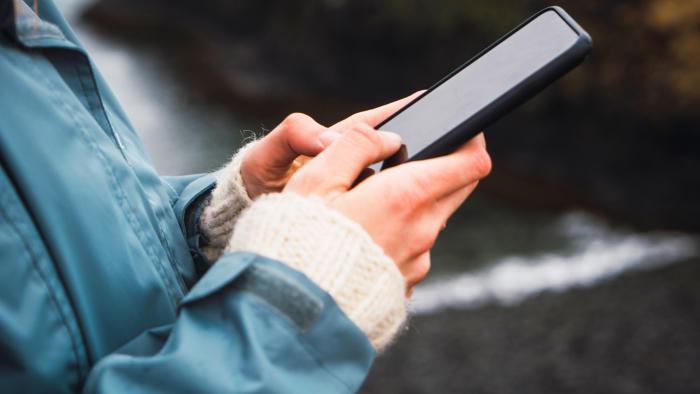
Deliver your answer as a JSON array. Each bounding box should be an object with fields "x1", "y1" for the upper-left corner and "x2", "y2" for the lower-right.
[
  {"x1": 199, "y1": 142, "x2": 257, "y2": 261},
  {"x1": 226, "y1": 192, "x2": 407, "y2": 351}
]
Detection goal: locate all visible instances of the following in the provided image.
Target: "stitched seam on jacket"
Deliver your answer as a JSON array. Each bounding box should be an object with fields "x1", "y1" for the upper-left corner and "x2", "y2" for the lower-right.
[
  {"x1": 242, "y1": 294, "x2": 355, "y2": 393},
  {"x1": 163, "y1": 182, "x2": 179, "y2": 207},
  {"x1": 0, "y1": 176, "x2": 88, "y2": 384},
  {"x1": 69, "y1": 54, "x2": 188, "y2": 292},
  {"x1": 71, "y1": 52, "x2": 189, "y2": 292},
  {"x1": 73, "y1": 60, "x2": 105, "y2": 130},
  {"x1": 233, "y1": 264, "x2": 323, "y2": 332},
  {"x1": 229, "y1": 262, "x2": 355, "y2": 392},
  {"x1": 26, "y1": 51, "x2": 184, "y2": 308}
]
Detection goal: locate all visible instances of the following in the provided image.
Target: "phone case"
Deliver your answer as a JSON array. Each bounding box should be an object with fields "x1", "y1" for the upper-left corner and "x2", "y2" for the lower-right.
[{"x1": 378, "y1": 6, "x2": 592, "y2": 165}]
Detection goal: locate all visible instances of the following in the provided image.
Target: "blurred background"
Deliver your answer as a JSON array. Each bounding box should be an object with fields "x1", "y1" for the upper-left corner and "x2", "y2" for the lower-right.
[{"x1": 58, "y1": 0, "x2": 699, "y2": 392}]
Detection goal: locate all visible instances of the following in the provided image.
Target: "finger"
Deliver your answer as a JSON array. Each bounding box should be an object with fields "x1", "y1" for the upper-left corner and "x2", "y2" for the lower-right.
[
  {"x1": 332, "y1": 91, "x2": 425, "y2": 131},
  {"x1": 370, "y1": 183, "x2": 477, "y2": 264},
  {"x1": 385, "y1": 135, "x2": 491, "y2": 202},
  {"x1": 403, "y1": 251, "x2": 431, "y2": 293},
  {"x1": 473, "y1": 132, "x2": 486, "y2": 148},
  {"x1": 290, "y1": 123, "x2": 402, "y2": 193},
  {"x1": 258, "y1": 113, "x2": 332, "y2": 170}
]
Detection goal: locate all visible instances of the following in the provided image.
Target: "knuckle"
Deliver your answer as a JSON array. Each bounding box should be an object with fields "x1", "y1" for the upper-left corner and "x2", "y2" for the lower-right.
[
  {"x1": 388, "y1": 183, "x2": 425, "y2": 214},
  {"x1": 417, "y1": 226, "x2": 439, "y2": 251},
  {"x1": 287, "y1": 167, "x2": 325, "y2": 193},
  {"x1": 473, "y1": 148, "x2": 492, "y2": 178},
  {"x1": 403, "y1": 226, "x2": 438, "y2": 258},
  {"x1": 347, "y1": 123, "x2": 382, "y2": 151},
  {"x1": 281, "y1": 112, "x2": 313, "y2": 130},
  {"x1": 405, "y1": 174, "x2": 433, "y2": 206},
  {"x1": 406, "y1": 258, "x2": 431, "y2": 287},
  {"x1": 299, "y1": 168, "x2": 326, "y2": 188},
  {"x1": 415, "y1": 258, "x2": 432, "y2": 281}
]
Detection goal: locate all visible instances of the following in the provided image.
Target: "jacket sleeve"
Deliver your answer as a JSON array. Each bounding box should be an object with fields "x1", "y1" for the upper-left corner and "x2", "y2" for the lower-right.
[
  {"x1": 83, "y1": 251, "x2": 375, "y2": 393},
  {"x1": 161, "y1": 173, "x2": 217, "y2": 230},
  {"x1": 161, "y1": 173, "x2": 219, "y2": 273}
]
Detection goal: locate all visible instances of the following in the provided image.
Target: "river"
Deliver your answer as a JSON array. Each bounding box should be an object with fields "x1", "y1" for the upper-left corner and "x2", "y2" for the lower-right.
[{"x1": 56, "y1": 0, "x2": 697, "y2": 315}]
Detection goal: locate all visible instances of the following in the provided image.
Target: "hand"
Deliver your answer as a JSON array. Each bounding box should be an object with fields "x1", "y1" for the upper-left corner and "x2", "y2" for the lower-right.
[
  {"x1": 284, "y1": 123, "x2": 491, "y2": 295},
  {"x1": 239, "y1": 92, "x2": 423, "y2": 199}
]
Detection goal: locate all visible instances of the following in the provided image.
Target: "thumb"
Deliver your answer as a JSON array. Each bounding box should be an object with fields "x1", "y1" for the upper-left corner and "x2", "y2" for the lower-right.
[
  {"x1": 255, "y1": 113, "x2": 333, "y2": 170},
  {"x1": 288, "y1": 123, "x2": 402, "y2": 194},
  {"x1": 332, "y1": 90, "x2": 425, "y2": 131}
]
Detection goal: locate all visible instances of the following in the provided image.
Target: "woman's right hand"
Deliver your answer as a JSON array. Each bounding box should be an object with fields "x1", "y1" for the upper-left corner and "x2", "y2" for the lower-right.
[
  {"x1": 283, "y1": 119, "x2": 492, "y2": 294},
  {"x1": 239, "y1": 92, "x2": 423, "y2": 200}
]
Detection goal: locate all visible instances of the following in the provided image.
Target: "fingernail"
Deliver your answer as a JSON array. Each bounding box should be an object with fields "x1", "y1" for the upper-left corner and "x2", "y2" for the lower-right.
[
  {"x1": 379, "y1": 131, "x2": 402, "y2": 145},
  {"x1": 318, "y1": 129, "x2": 342, "y2": 148}
]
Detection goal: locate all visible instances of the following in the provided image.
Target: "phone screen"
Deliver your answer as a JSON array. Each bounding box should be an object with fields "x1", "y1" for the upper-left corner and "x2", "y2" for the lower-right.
[{"x1": 378, "y1": 10, "x2": 580, "y2": 162}]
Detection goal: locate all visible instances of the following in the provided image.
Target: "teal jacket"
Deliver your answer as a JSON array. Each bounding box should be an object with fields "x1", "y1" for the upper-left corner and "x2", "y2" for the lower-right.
[{"x1": 0, "y1": 1, "x2": 374, "y2": 392}]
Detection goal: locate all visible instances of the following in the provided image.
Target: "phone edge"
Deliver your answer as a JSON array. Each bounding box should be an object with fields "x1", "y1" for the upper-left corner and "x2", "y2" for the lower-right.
[{"x1": 377, "y1": 6, "x2": 593, "y2": 165}]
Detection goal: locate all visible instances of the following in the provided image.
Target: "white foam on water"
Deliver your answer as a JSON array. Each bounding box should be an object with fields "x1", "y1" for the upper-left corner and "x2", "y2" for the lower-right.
[{"x1": 411, "y1": 213, "x2": 698, "y2": 314}]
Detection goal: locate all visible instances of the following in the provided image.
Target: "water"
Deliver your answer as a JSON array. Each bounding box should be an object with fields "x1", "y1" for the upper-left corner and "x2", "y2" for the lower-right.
[
  {"x1": 58, "y1": 0, "x2": 699, "y2": 314},
  {"x1": 414, "y1": 212, "x2": 697, "y2": 314},
  {"x1": 60, "y1": 0, "x2": 257, "y2": 175}
]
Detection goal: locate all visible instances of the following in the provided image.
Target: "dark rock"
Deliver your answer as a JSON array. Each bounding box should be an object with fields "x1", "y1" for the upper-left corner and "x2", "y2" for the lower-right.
[
  {"x1": 81, "y1": 0, "x2": 700, "y2": 232},
  {"x1": 362, "y1": 258, "x2": 700, "y2": 393}
]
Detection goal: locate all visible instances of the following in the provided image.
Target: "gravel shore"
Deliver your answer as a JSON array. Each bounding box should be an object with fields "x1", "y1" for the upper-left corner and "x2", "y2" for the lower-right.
[{"x1": 362, "y1": 258, "x2": 700, "y2": 394}]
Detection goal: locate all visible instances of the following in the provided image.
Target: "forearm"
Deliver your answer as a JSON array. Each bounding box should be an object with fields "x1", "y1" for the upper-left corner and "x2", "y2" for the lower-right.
[
  {"x1": 84, "y1": 252, "x2": 375, "y2": 393},
  {"x1": 227, "y1": 193, "x2": 407, "y2": 350},
  {"x1": 198, "y1": 145, "x2": 408, "y2": 350}
]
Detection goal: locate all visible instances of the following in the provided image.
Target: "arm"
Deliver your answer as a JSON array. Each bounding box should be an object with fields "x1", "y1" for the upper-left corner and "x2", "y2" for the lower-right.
[
  {"x1": 191, "y1": 93, "x2": 423, "y2": 263},
  {"x1": 84, "y1": 251, "x2": 377, "y2": 393},
  {"x1": 111, "y1": 93, "x2": 489, "y2": 393},
  {"x1": 86, "y1": 175, "x2": 408, "y2": 393},
  {"x1": 86, "y1": 97, "x2": 419, "y2": 393}
]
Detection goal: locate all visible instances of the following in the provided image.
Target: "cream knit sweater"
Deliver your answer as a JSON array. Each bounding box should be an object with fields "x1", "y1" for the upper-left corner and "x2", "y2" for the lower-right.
[{"x1": 199, "y1": 145, "x2": 407, "y2": 351}]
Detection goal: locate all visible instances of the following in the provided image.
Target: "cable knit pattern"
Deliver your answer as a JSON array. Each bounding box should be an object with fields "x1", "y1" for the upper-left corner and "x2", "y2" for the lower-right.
[
  {"x1": 226, "y1": 192, "x2": 407, "y2": 351},
  {"x1": 199, "y1": 142, "x2": 257, "y2": 261}
]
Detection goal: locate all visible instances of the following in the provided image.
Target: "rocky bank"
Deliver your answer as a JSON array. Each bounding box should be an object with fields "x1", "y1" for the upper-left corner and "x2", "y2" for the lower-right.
[{"x1": 362, "y1": 258, "x2": 700, "y2": 393}]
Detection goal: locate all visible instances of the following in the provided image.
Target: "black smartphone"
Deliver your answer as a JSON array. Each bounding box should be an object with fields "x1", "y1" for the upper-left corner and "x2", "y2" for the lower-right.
[{"x1": 375, "y1": 6, "x2": 592, "y2": 170}]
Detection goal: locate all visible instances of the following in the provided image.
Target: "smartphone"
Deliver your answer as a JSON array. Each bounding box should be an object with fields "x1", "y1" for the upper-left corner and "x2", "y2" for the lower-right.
[{"x1": 375, "y1": 6, "x2": 592, "y2": 170}]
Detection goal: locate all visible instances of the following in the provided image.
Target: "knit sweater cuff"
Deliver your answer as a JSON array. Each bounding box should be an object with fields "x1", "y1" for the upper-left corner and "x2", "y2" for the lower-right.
[
  {"x1": 226, "y1": 193, "x2": 407, "y2": 351},
  {"x1": 199, "y1": 143, "x2": 257, "y2": 262}
]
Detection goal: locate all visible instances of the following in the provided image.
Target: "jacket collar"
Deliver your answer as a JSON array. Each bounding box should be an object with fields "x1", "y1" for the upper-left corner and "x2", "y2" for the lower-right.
[{"x1": 1, "y1": 0, "x2": 80, "y2": 51}]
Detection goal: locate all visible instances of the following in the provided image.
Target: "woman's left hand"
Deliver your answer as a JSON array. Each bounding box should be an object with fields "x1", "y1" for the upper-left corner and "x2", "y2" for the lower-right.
[{"x1": 239, "y1": 92, "x2": 422, "y2": 199}]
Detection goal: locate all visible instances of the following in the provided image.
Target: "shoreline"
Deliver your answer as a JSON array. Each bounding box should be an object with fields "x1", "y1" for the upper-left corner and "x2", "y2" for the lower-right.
[{"x1": 363, "y1": 257, "x2": 700, "y2": 393}]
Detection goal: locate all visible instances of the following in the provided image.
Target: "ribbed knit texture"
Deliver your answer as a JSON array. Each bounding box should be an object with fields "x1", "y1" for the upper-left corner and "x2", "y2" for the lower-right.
[
  {"x1": 226, "y1": 193, "x2": 407, "y2": 351},
  {"x1": 200, "y1": 142, "x2": 256, "y2": 261}
]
